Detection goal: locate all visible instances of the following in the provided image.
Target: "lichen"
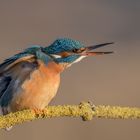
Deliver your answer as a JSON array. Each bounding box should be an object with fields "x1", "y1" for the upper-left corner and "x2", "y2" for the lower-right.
[{"x1": 0, "y1": 102, "x2": 140, "y2": 129}]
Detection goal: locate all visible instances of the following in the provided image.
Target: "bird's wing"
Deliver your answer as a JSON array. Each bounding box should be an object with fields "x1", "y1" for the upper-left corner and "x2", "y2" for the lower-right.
[
  {"x1": 0, "y1": 58, "x2": 37, "y2": 108},
  {"x1": 0, "y1": 76, "x2": 12, "y2": 99},
  {"x1": 0, "y1": 45, "x2": 42, "y2": 73},
  {"x1": 0, "y1": 51, "x2": 53, "y2": 110},
  {"x1": 0, "y1": 53, "x2": 35, "y2": 73}
]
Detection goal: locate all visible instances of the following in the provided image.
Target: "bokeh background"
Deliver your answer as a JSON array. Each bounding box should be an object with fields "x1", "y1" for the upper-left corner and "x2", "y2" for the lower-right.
[{"x1": 0, "y1": 0, "x2": 140, "y2": 140}]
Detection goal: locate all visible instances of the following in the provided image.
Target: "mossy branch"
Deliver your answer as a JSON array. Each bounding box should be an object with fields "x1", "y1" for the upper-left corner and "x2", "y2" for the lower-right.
[{"x1": 0, "y1": 102, "x2": 140, "y2": 129}]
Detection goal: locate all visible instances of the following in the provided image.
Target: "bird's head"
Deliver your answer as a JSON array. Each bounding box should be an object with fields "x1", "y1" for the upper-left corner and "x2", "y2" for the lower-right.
[{"x1": 44, "y1": 38, "x2": 114, "y2": 68}]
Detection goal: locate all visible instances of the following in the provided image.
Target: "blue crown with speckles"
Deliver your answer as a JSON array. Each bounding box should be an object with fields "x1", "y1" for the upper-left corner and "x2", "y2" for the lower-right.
[{"x1": 44, "y1": 38, "x2": 85, "y2": 54}]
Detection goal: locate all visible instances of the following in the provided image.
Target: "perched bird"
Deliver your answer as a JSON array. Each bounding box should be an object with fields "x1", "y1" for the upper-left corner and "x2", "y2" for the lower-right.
[{"x1": 0, "y1": 38, "x2": 113, "y2": 129}]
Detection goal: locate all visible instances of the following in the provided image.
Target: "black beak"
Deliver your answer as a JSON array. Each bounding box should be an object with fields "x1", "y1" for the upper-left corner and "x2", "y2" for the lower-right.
[
  {"x1": 87, "y1": 42, "x2": 114, "y2": 51},
  {"x1": 83, "y1": 42, "x2": 114, "y2": 56}
]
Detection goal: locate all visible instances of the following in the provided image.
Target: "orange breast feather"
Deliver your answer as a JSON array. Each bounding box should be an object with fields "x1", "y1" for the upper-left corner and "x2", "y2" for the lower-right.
[{"x1": 10, "y1": 61, "x2": 62, "y2": 111}]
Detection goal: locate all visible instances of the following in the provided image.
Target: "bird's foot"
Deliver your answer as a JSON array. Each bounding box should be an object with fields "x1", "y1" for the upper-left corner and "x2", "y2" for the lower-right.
[{"x1": 32, "y1": 108, "x2": 45, "y2": 116}]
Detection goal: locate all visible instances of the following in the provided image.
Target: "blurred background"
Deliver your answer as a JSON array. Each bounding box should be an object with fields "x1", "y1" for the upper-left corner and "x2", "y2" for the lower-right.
[{"x1": 0, "y1": 0, "x2": 140, "y2": 140}]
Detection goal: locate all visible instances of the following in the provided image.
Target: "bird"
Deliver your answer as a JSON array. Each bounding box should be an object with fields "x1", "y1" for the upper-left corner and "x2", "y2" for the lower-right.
[{"x1": 0, "y1": 38, "x2": 113, "y2": 130}]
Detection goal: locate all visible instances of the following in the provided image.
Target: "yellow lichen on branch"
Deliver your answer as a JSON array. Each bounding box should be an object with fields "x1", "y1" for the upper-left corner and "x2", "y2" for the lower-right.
[{"x1": 0, "y1": 102, "x2": 140, "y2": 129}]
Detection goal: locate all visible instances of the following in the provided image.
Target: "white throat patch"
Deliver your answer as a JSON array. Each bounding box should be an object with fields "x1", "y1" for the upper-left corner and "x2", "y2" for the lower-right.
[
  {"x1": 72, "y1": 56, "x2": 86, "y2": 64},
  {"x1": 51, "y1": 54, "x2": 62, "y2": 58}
]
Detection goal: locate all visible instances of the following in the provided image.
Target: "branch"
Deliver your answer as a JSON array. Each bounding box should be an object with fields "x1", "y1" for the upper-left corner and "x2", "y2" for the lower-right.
[{"x1": 0, "y1": 102, "x2": 140, "y2": 129}]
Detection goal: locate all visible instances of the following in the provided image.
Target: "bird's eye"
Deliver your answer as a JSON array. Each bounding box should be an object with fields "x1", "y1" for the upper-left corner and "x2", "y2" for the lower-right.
[
  {"x1": 72, "y1": 48, "x2": 79, "y2": 53},
  {"x1": 72, "y1": 48, "x2": 85, "y2": 53}
]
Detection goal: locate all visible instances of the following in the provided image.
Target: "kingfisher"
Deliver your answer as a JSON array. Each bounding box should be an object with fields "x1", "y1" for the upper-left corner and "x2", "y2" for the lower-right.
[{"x1": 0, "y1": 38, "x2": 113, "y2": 129}]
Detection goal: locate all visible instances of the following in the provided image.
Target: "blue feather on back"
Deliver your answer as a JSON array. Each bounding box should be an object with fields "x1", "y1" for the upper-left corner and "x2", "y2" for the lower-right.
[{"x1": 0, "y1": 45, "x2": 42, "y2": 69}]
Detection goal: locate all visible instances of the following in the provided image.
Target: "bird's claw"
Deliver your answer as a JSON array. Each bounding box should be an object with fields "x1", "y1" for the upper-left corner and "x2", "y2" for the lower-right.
[{"x1": 32, "y1": 108, "x2": 44, "y2": 115}]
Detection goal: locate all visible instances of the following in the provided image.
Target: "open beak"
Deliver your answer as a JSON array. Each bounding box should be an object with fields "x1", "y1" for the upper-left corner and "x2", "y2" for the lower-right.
[{"x1": 82, "y1": 42, "x2": 114, "y2": 56}]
